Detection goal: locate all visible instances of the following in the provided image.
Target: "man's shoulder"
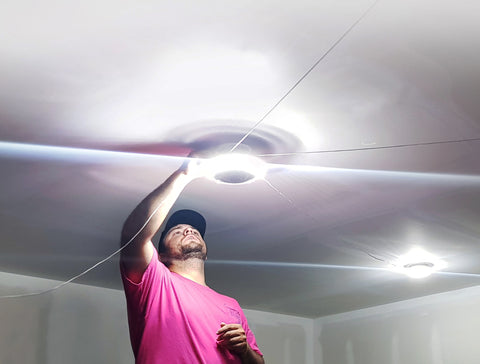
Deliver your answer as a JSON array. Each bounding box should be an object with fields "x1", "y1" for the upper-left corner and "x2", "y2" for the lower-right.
[
  {"x1": 121, "y1": 251, "x2": 170, "y2": 288},
  {"x1": 208, "y1": 288, "x2": 241, "y2": 307}
]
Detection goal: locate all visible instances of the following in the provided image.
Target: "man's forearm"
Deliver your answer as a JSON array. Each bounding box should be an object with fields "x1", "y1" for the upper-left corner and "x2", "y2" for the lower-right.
[{"x1": 120, "y1": 168, "x2": 191, "y2": 247}]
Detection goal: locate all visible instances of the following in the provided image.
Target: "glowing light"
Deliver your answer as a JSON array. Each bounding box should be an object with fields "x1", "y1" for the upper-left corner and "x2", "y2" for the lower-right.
[
  {"x1": 392, "y1": 247, "x2": 447, "y2": 279},
  {"x1": 203, "y1": 153, "x2": 267, "y2": 185}
]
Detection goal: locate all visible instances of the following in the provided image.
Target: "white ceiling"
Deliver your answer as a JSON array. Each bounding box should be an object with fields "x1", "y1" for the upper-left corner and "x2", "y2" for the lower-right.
[{"x1": 1, "y1": 0, "x2": 480, "y2": 318}]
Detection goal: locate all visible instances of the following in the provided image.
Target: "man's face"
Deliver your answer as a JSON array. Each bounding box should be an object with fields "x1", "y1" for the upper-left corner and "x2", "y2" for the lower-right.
[{"x1": 161, "y1": 224, "x2": 207, "y2": 263}]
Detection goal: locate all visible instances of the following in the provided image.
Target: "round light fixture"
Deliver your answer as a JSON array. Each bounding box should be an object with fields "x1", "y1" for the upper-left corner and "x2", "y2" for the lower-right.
[
  {"x1": 203, "y1": 153, "x2": 267, "y2": 185},
  {"x1": 392, "y1": 247, "x2": 447, "y2": 279},
  {"x1": 402, "y1": 262, "x2": 435, "y2": 279}
]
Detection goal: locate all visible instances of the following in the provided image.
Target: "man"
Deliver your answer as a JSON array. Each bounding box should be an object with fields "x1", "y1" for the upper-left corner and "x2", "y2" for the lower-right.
[{"x1": 119, "y1": 156, "x2": 265, "y2": 364}]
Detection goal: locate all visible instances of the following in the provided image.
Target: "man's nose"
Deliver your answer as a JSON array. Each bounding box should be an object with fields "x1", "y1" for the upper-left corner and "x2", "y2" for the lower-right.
[{"x1": 184, "y1": 227, "x2": 193, "y2": 235}]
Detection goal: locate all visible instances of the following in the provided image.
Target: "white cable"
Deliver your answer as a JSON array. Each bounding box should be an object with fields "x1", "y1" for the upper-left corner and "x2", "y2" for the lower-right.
[{"x1": 0, "y1": 201, "x2": 165, "y2": 299}]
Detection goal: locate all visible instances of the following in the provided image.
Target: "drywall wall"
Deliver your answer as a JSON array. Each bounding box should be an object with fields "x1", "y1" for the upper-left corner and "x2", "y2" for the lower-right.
[
  {"x1": 0, "y1": 272, "x2": 132, "y2": 364},
  {"x1": 244, "y1": 309, "x2": 316, "y2": 364},
  {"x1": 0, "y1": 272, "x2": 313, "y2": 364},
  {"x1": 314, "y1": 284, "x2": 480, "y2": 364}
]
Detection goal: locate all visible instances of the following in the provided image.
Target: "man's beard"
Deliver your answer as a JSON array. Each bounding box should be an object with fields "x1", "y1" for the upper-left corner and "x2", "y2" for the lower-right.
[
  {"x1": 179, "y1": 243, "x2": 207, "y2": 261},
  {"x1": 163, "y1": 242, "x2": 207, "y2": 265}
]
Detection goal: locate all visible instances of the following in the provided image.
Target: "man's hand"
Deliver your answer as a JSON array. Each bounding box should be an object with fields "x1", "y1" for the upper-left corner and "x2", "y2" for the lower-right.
[
  {"x1": 179, "y1": 153, "x2": 206, "y2": 180},
  {"x1": 216, "y1": 323, "x2": 265, "y2": 363},
  {"x1": 216, "y1": 322, "x2": 248, "y2": 355}
]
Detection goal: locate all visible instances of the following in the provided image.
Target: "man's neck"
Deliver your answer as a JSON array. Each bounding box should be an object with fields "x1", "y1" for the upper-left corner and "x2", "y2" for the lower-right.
[{"x1": 169, "y1": 258, "x2": 206, "y2": 286}]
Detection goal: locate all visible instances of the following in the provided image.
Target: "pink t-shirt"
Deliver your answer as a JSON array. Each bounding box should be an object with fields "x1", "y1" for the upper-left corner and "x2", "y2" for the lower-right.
[{"x1": 121, "y1": 253, "x2": 263, "y2": 364}]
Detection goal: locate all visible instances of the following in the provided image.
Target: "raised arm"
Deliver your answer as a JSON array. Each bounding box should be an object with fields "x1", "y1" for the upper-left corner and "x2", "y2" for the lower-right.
[{"x1": 120, "y1": 157, "x2": 201, "y2": 282}]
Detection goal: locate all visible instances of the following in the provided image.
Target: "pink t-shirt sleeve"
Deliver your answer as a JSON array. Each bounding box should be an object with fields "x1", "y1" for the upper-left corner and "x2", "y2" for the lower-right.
[
  {"x1": 239, "y1": 308, "x2": 263, "y2": 357},
  {"x1": 120, "y1": 256, "x2": 167, "y2": 356}
]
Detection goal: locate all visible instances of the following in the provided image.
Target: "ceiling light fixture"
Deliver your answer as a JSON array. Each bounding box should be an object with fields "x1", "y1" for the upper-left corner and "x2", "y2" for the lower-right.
[
  {"x1": 392, "y1": 247, "x2": 447, "y2": 279},
  {"x1": 203, "y1": 153, "x2": 267, "y2": 185}
]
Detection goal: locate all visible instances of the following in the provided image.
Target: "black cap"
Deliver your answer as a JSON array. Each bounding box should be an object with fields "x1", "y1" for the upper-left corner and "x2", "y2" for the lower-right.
[{"x1": 159, "y1": 209, "x2": 207, "y2": 245}]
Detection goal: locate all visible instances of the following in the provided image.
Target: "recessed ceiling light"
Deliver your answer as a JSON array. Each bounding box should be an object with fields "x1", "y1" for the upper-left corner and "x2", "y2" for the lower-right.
[
  {"x1": 203, "y1": 153, "x2": 267, "y2": 185},
  {"x1": 392, "y1": 247, "x2": 447, "y2": 279}
]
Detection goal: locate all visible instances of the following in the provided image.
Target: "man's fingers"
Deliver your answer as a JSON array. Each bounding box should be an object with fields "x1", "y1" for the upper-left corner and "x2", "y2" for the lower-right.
[
  {"x1": 216, "y1": 322, "x2": 247, "y2": 355},
  {"x1": 217, "y1": 331, "x2": 244, "y2": 341},
  {"x1": 216, "y1": 336, "x2": 249, "y2": 355},
  {"x1": 224, "y1": 336, "x2": 245, "y2": 344},
  {"x1": 216, "y1": 323, "x2": 241, "y2": 335}
]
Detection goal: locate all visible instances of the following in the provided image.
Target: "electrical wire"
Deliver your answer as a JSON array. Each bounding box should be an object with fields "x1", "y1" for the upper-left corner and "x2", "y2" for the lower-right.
[
  {"x1": 229, "y1": 0, "x2": 382, "y2": 153},
  {"x1": 257, "y1": 137, "x2": 480, "y2": 157},
  {"x1": 263, "y1": 176, "x2": 402, "y2": 267},
  {"x1": 0, "y1": 201, "x2": 165, "y2": 299}
]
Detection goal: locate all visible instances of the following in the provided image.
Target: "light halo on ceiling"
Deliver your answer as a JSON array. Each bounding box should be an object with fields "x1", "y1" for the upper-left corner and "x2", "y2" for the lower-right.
[{"x1": 202, "y1": 153, "x2": 268, "y2": 185}]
